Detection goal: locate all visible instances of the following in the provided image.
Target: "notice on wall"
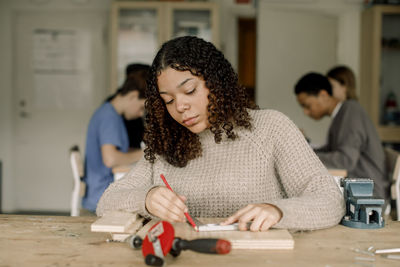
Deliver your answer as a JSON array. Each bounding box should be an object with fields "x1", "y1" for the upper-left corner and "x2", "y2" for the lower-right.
[
  {"x1": 32, "y1": 29, "x2": 92, "y2": 110},
  {"x1": 33, "y1": 29, "x2": 77, "y2": 73}
]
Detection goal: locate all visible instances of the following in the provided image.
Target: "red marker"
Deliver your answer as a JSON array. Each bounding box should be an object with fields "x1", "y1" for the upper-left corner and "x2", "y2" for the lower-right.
[{"x1": 160, "y1": 174, "x2": 198, "y2": 231}]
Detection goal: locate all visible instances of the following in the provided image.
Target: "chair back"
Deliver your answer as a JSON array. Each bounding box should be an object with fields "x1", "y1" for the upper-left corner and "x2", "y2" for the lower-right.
[
  {"x1": 384, "y1": 147, "x2": 400, "y2": 221},
  {"x1": 70, "y1": 145, "x2": 86, "y2": 216}
]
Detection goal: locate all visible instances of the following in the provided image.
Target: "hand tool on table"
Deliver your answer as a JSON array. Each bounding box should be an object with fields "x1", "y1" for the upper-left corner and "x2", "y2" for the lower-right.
[{"x1": 131, "y1": 221, "x2": 231, "y2": 266}]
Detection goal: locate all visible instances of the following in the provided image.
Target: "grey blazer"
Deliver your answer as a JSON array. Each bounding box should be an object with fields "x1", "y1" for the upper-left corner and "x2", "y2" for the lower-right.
[{"x1": 315, "y1": 100, "x2": 389, "y2": 201}]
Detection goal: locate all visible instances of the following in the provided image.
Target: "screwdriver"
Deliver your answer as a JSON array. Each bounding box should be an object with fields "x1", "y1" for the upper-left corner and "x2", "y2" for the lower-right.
[
  {"x1": 170, "y1": 237, "x2": 231, "y2": 256},
  {"x1": 129, "y1": 235, "x2": 231, "y2": 255}
]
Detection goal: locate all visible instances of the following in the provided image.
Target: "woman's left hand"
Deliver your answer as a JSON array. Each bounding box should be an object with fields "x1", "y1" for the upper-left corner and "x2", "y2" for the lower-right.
[{"x1": 220, "y1": 204, "x2": 282, "y2": 232}]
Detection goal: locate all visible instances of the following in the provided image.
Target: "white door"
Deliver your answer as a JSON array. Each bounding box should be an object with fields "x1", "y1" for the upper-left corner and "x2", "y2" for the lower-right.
[
  {"x1": 13, "y1": 10, "x2": 107, "y2": 212},
  {"x1": 257, "y1": 5, "x2": 337, "y2": 145}
]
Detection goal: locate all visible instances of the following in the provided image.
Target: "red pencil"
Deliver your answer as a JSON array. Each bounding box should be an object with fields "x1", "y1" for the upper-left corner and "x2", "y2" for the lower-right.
[{"x1": 160, "y1": 174, "x2": 198, "y2": 231}]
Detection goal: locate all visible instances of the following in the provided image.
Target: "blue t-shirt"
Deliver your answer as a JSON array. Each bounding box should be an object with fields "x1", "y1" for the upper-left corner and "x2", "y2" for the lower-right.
[{"x1": 82, "y1": 102, "x2": 129, "y2": 212}]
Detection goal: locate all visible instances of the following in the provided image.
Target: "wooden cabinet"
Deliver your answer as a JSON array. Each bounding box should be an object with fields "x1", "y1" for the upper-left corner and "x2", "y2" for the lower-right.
[
  {"x1": 360, "y1": 5, "x2": 400, "y2": 142},
  {"x1": 110, "y1": 1, "x2": 219, "y2": 92}
]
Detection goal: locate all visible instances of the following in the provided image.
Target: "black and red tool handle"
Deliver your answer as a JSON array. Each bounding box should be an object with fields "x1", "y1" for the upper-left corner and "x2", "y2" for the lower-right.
[{"x1": 172, "y1": 237, "x2": 231, "y2": 255}]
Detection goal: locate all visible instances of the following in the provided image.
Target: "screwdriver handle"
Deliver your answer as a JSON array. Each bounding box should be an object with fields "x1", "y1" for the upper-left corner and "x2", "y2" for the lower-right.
[{"x1": 174, "y1": 238, "x2": 231, "y2": 254}]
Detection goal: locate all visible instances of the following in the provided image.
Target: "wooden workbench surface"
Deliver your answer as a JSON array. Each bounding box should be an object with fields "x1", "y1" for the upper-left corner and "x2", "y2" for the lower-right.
[{"x1": 0, "y1": 214, "x2": 399, "y2": 266}]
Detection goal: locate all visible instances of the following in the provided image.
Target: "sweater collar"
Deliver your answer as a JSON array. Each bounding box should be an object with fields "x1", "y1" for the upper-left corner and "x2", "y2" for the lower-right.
[{"x1": 198, "y1": 129, "x2": 215, "y2": 145}]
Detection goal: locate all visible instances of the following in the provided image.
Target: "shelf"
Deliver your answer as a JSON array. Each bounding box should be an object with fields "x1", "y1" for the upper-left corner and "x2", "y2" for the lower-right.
[
  {"x1": 382, "y1": 46, "x2": 400, "y2": 51},
  {"x1": 360, "y1": 5, "x2": 400, "y2": 144},
  {"x1": 378, "y1": 126, "x2": 400, "y2": 142}
]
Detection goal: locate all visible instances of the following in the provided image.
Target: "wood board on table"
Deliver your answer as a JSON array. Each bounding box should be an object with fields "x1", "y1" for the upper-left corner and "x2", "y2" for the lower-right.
[
  {"x1": 90, "y1": 211, "x2": 140, "y2": 233},
  {"x1": 91, "y1": 214, "x2": 294, "y2": 249},
  {"x1": 173, "y1": 218, "x2": 294, "y2": 250}
]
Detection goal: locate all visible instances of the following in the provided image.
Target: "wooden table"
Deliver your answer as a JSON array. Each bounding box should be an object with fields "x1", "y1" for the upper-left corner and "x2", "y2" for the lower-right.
[
  {"x1": 0, "y1": 214, "x2": 399, "y2": 266},
  {"x1": 328, "y1": 168, "x2": 348, "y2": 177}
]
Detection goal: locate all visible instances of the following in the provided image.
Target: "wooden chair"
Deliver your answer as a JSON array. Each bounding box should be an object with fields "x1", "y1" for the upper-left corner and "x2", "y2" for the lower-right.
[
  {"x1": 384, "y1": 147, "x2": 400, "y2": 221},
  {"x1": 69, "y1": 145, "x2": 86, "y2": 216}
]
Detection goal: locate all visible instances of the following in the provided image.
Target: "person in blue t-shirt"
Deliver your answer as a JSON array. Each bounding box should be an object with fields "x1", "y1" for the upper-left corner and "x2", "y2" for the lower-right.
[{"x1": 82, "y1": 77, "x2": 147, "y2": 213}]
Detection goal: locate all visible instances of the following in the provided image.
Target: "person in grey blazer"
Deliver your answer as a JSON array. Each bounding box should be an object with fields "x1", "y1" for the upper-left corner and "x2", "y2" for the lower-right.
[{"x1": 294, "y1": 72, "x2": 390, "y2": 204}]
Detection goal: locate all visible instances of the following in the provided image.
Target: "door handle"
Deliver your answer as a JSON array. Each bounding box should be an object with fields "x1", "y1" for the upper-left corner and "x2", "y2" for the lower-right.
[{"x1": 19, "y1": 111, "x2": 30, "y2": 118}]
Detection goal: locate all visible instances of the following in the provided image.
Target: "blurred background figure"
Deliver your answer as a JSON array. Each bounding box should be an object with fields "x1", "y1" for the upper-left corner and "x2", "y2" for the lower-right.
[
  {"x1": 123, "y1": 64, "x2": 150, "y2": 149},
  {"x1": 301, "y1": 65, "x2": 358, "y2": 146},
  {"x1": 294, "y1": 72, "x2": 389, "y2": 206},
  {"x1": 326, "y1": 65, "x2": 357, "y2": 102},
  {"x1": 82, "y1": 64, "x2": 148, "y2": 213}
]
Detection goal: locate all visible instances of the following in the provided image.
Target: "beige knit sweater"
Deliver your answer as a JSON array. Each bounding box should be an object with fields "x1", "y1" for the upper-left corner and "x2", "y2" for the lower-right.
[{"x1": 97, "y1": 109, "x2": 345, "y2": 230}]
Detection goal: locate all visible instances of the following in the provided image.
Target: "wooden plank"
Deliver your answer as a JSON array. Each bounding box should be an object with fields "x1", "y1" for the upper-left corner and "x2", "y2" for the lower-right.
[
  {"x1": 111, "y1": 219, "x2": 158, "y2": 242},
  {"x1": 135, "y1": 219, "x2": 158, "y2": 238},
  {"x1": 173, "y1": 218, "x2": 294, "y2": 250},
  {"x1": 328, "y1": 169, "x2": 347, "y2": 177},
  {"x1": 91, "y1": 211, "x2": 138, "y2": 233},
  {"x1": 104, "y1": 216, "x2": 294, "y2": 249},
  {"x1": 110, "y1": 217, "x2": 145, "y2": 241}
]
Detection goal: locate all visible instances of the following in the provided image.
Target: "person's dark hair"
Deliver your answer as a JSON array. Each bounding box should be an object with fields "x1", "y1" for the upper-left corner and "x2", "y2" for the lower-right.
[
  {"x1": 143, "y1": 36, "x2": 257, "y2": 167},
  {"x1": 105, "y1": 63, "x2": 150, "y2": 102},
  {"x1": 294, "y1": 72, "x2": 332, "y2": 96},
  {"x1": 126, "y1": 63, "x2": 150, "y2": 76},
  {"x1": 326, "y1": 65, "x2": 357, "y2": 100}
]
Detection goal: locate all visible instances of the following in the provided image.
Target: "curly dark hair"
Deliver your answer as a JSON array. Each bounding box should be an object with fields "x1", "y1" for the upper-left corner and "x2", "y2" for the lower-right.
[{"x1": 143, "y1": 36, "x2": 257, "y2": 167}]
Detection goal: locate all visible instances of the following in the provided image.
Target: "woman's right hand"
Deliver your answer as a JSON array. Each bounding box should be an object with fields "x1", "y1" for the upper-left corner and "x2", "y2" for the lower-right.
[{"x1": 145, "y1": 186, "x2": 188, "y2": 223}]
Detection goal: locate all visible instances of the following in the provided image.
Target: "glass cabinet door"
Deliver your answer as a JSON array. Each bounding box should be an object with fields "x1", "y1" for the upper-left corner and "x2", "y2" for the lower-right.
[
  {"x1": 110, "y1": 2, "x2": 218, "y2": 92},
  {"x1": 172, "y1": 9, "x2": 212, "y2": 41},
  {"x1": 380, "y1": 13, "x2": 400, "y2": 126},
  {"x1": 111, "y1": 3, "x2": 163, "y2": 91},
  {"x1": 360, "y1": 5, "x2": 400, "y2": 142},
  {"x1": 166, "y1": 3, "x2": 219, "y2": 47}
]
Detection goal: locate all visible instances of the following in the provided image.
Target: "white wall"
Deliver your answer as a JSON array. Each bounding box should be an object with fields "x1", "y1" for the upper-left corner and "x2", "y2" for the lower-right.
[
  {"x1": 0, "y1": 0, "x2": 111, "y2": 213},
  {"x1": 0, "y1": 1, "x2": 15, "y2": 212}
]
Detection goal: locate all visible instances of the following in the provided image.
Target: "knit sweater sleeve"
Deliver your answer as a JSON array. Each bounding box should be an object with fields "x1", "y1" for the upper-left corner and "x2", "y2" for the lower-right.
[
  {"x1": 96, "y1": 157, "x2": 156, "y2": 217},
  {"x1": 266, "y1": 111, "x2": 345, "y2": 230}
]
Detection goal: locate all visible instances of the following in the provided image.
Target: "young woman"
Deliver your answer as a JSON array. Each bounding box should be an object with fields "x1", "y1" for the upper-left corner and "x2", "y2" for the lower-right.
[
  {"x1": 326, "y1": 65, "x2": 358, "y2": 101},
  {"x1": 97, "y1": 36, "x2": 345, "y2": 231}
]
